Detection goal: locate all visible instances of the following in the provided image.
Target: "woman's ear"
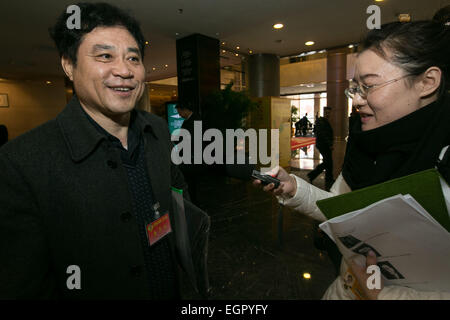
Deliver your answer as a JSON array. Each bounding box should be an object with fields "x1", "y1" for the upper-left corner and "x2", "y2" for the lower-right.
[
  {"x1": 61, "y1": 56, "x2": 74, "y2": 81},
  {"x1": 418, "y1": 66, "x2": 442, "y2": 98}
]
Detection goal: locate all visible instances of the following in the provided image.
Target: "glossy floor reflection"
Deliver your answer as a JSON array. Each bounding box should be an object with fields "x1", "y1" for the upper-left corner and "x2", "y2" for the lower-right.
[{"x1": 180, "y1": 167, "x2": 338, "y2": 300}]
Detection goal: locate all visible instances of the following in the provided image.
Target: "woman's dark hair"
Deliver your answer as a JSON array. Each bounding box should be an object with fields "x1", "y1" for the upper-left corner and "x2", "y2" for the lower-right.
[
  {"x1": 360, "y1": 20, "x2": 450, "y2": 98},
  {"x1": 49, "y1": 2, "x2": 146, "y2": 66}
]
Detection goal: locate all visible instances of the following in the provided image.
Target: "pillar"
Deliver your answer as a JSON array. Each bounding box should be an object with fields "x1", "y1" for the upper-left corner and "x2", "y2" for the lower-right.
[
  {"x1": 326, "y1": 50, "x2": 348, "y2": 178},
  {"x1": 248, "y1": 54, "x2": 280, "y2": 97},
  {"x1": 176, "y1": 34, "x2": 220, "y2": 116}
]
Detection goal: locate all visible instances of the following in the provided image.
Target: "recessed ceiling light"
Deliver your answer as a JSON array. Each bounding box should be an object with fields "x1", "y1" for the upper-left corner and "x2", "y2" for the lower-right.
[
  {"x1": 145, "y1": 41, "x2": 149, "y2": 45},
  {"x1": 235, "y1": 53, "x2": 239, "y2": 57},
  {"x1": 273, "y1": 23, "x2": 284, "y2": 29},
  {"x1": 249, "y1": 50, "x2": 253, "y2": 54},
  {"x1": 236, "y1": 46, "x2": 240, "y2": 50},
  {"x1": 164, "y1": 64, "x2": 168, "y2": 67},
  {"x1": 303, "y1": 273, "x2": 311, "y2": 279},
  {"x1": 305, "y1": 41, "x2": 315, "y2": 46}
]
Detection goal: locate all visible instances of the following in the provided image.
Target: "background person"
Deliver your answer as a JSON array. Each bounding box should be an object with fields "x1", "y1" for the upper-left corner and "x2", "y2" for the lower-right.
[
  {"x1": 0, "y1": 124, "x2": 8, "y2": 147},
  {"x1": 255, "y1": 20, "x2": 450, "y2": 300},
  {"x1": 299, "y1": 113, "x2": 311, "y2": 136},
  {"x1": 308, "y1": 106, "x2": 335, "y2": 191}
]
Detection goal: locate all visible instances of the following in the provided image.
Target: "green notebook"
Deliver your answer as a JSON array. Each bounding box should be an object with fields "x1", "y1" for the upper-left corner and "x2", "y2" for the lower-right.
[{"x1": 316, "y1": 169, "x2": 450, "y2": 232}]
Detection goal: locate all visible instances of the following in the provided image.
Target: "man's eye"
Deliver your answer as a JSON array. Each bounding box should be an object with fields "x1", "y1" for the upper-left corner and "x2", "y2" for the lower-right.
[
  {"x1": 129, "y1": 56, "x2": 140, "y2": 62},
  {"x1": 98, "y1": 54, "x2": 112, "y2": 59}
]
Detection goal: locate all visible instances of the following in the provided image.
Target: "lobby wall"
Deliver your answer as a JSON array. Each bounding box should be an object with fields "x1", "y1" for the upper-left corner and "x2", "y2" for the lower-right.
[{"x1": 0, "y1": 78, "x2": 66, "y2": 140}]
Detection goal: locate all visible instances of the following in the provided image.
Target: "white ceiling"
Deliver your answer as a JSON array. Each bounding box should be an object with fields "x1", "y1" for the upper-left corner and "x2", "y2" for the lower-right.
[{"x1": 0, "y1": 0, "x2": 448, "y2": 82}]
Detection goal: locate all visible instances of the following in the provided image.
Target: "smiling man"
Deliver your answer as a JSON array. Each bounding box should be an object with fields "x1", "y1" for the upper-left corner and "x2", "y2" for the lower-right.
[{"x1": 0, "y1": 3, "x2": 209, "y2": 299}]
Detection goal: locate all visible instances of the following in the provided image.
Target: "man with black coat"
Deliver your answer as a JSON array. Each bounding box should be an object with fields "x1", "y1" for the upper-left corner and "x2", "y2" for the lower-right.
[{"x1": 0, "y1": 3, "x2": 209, "y2": 299}]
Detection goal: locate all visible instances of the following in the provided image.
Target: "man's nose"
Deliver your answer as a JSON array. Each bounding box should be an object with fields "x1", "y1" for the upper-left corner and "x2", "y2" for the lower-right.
[{"x1": 112, "y1": 58, "x2": 133, "y2": 78}]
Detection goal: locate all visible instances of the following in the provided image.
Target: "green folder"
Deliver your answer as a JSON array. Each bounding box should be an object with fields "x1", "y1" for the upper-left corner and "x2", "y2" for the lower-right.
[{"x1": 316, "y1": 169, "x2": 450, "y2": 232}]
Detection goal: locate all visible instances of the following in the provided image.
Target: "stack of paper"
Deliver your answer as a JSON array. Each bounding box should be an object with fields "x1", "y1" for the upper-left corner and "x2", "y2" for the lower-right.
[{"x1": 319, "y1": 194, "x2": 450, "y2": 292}]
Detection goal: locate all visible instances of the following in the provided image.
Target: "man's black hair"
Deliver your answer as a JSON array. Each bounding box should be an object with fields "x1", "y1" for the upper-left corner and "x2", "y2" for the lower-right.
[
  {"x1": 433, "y1": 5, "x2": 450, "y2": 25},
  {"x1": 49, "y1": 2, "x2": 146, "y2": 66}
]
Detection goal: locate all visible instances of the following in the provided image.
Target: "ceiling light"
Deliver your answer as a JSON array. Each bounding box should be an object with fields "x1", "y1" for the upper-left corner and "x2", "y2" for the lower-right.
[
  {"x1": 273, "y1": 23, "x2": 284, "y2": 29},
  {"x1": 46, "y1": 81, "x2": 52, "y2": 85},
  {"x1": 222, "y1": 50, "x2": 226, "y2": 53},
  {"x1": 152, "y1": 67, "x2": 156, "y2": 71},
  {"x1": 145, "y1": 41, "x2": 149, "y2": 45},
  {"x1": 348, "y1": 44, "x2": 354, "y2": 48},
  {"x1": 221, "y1": 42, "x2": 225, "y2": 45},
  {"x1": 249, "y1": 50, "x2": 253, "y2": 54},
  {"x1": 305, "y1": 41, "x2": 315, "y2": 46},
  {"x1": 303, "y1": 273, "x2": 311, "y2": 279},
  {"x1": 236, "y1": 46, "x2": 240, "y2": 50},
  {"x1": 235, "y1": 53, "x2": 239, "y2": 57},
  {"x1": 164, "y1": 64, "x2": 168, "y2": 67}
]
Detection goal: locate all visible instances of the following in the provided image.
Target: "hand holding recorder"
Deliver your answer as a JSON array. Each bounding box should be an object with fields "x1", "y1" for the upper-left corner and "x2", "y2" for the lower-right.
[{"x1": 252, "y1": 166, "x2": 297, "y2": 198}]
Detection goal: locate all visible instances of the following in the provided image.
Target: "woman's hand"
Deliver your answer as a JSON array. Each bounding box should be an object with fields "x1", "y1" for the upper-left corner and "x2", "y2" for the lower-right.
[
  {"x1": 350, "y1": 251, "x2": 384, "y2": 300},
  {"x1": 252, "y1": 166, "x2": 297, "y2": 198}
]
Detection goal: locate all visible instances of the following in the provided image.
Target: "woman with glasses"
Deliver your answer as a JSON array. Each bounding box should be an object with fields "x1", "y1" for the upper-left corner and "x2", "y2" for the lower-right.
[{"x1": 255, "y1": 20, "x2": 450, "y2": 299}]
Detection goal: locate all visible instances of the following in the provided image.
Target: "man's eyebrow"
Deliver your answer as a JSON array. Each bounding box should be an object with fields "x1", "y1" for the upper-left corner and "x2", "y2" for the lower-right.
[
  {"x1": 91, "y1": 44, "x2": 115, "y2": 52},
  {"x1": 127, "y1": 47, "x2": 141, "y2": 55}
]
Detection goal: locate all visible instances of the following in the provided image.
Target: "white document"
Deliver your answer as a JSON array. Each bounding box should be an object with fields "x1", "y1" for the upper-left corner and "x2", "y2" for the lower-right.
[{"x1": 319, "y1": 194, "x2": 450, "y2": 292}]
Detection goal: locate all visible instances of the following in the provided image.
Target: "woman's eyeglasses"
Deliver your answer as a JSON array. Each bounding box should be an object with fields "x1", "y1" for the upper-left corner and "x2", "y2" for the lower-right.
[{"x1": 345, "y1": 74, "x2": 413, "y2": 100}]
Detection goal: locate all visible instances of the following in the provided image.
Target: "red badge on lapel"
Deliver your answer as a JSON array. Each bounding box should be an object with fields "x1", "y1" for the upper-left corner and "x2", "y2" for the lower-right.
[{"x1": 146, "y1": 213, "x2": 172, "y2": 246}]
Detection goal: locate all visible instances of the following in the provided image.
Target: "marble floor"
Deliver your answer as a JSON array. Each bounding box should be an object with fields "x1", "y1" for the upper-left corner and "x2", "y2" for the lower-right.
[{"x1": 180, "y1": 160, "x2": 340, "y2": 300}]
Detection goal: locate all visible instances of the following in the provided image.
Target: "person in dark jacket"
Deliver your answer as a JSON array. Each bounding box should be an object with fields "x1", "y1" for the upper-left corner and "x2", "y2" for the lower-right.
[
  {"x1": 0, "y1": 124, "x2": 8, "y2": 147},
  {"x1": 299, "y1": 113, "x2": 311, "y2": 136},
  {"x1": 0, "y1": 2, "x2": 209, "y2": 300},
  {"x1": 307, "y1": 107, "x2": 335, "y2": 191}
]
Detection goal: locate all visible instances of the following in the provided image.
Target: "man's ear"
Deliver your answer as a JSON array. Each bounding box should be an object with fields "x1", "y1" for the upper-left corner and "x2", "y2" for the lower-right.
[
  {"x1": 61, "y1": 56, "x2": 74, "y2": 81},
  {"x1": 418, "y1": 66, "x2": 442, "y2": 98}
]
